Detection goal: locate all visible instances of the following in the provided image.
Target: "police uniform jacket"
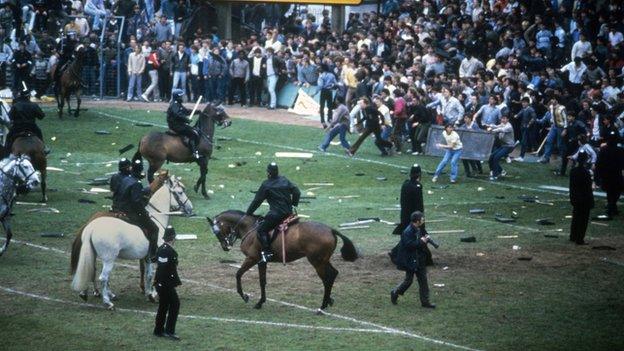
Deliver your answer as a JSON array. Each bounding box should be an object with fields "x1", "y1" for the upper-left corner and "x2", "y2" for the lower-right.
[
  {"x1": 166, "y1": 101, "x2": 192, "y2": 131},
  {"x1": 361, "y1": 105, "x2": 383, "y2": 128},
  {"x1": 155, "y1": 243, "x2": 181, "y2": 288},
  {"x1": 596, "y1": 144, "x2": 624, "y2": 190},
  {"x1": 247, "y1": 176, "x2": 301, "y2": 217},
  {"x1": 393, "y1": 224, "x2": 428, "y2": 272},
  {"x1": 110, "y1": 172, "x2": 130, "y2": 212},
  {"x1": 9, "y1": 97, "x2": 44, "y2": 127},
  {"x1": 393, "y1": 179, "x2": 424, "y2": 234},
  {"x1": 116, "y1": 176, "x2": 150, "y2": 214},
  {"x1": 569, "y1": 166, "x2": 594, "y2": 209}
]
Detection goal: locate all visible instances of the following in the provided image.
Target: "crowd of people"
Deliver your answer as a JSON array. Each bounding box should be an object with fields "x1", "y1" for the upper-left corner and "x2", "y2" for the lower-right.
[{"x1": 0, "y1": 0, "x2": 623, "y2": 206}]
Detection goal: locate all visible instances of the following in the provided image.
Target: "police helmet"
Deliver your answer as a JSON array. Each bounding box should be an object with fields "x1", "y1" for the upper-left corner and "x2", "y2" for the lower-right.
[
  {"x1": 118, "y1": 158, "x2": 132, "y2": 174},
  {"x1": 163, "y1": 225, "x2": 176, "y2": 241},
  {"x1": 410, "y1": 164, "x2": 421, "y2": 178},
  {"x1": 267, "y1": 162, "x2": 279, "y2": 178}
]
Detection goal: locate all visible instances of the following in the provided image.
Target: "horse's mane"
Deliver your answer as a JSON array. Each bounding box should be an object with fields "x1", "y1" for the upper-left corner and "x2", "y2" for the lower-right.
[{"x1": 220, "y1": 209, "x2": 261, "y2": 221}]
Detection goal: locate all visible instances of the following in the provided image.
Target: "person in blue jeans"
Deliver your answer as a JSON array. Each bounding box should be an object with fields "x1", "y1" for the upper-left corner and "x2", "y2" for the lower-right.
[
  {"x1": 487, "y1": 115, "x2": 515, "y2": 180},
  {"x1": 432, "y1": 124, "x2": 463, "y2": 183},
  {"x1": 318, "y1": 97, "x2": 351, "y2": 154}
]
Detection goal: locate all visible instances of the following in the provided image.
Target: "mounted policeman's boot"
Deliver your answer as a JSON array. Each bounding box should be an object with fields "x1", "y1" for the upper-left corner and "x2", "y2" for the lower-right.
[{"x1": 258, "y1": 232, "x2": 273, "y2": 263}]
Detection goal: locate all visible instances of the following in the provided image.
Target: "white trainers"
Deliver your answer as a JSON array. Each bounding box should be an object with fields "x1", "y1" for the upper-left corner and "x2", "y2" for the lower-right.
[
  {"x1": 411, "y1": 151, "x2": 420, "y2": 155},
  {"x1": 141, "y1": 94, "x2": 149, "y2": 102},
  {"x1": 506, "y1": 157, "x2": 512, "y2": 163},
  {"x1": 432, "y1": 176, "x2": 438, "y2": 183},
  {"x1": 515, "y1": 157, "x2": 524, "y2": 162},
  {"x1": 501, "y1": 170, "x2": 507, "y2": 177}
]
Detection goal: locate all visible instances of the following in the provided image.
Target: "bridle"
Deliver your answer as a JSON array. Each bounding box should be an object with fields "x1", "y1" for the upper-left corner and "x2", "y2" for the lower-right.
[
  {"x1": 0, "y1": 158, "x2": 37, "y2": 186},
  {"x1": 213, "y1": 215, "x2": 258, "y2": 248},
  {"x1": 147, "y1": 178, "x2": 190, "y2": 215}
]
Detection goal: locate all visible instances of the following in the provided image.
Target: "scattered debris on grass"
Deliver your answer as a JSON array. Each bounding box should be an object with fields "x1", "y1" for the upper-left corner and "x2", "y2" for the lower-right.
[
  {"x1": 275, "y1": 152, "x2": 313, "y2": 158},
  {"x1": 469, "y1": 208, "x2": 485, "y2": 214},
  {"x1": 429, "y1": 230, "x2": 465, "y2": 234},
  {"x1": 518, "y1": 257, "x2": 532, "y2": 261},
  {"x1": 536, "y1": 218, "x2": 555, "y2": 225},
  {"x1": 376, "y1": 176, "x2": 387, "y2": 181},
  {"x1": 592, "y1": 246, "x2": 616, "y2": 251},
  {"x1": 78, "y1": 199, "x2": 96, "y2": 204},
  {"x1": 118, "y1": 144, "x2": 134, "y2": 154},
  {"x1": 512, "y1": 245, "x2": 521, "y2": 250},
  {"x1": 176, "y1": 234, "x2": 197, "y2": 240},
  {"x1": 95, "y1": 130, "x2": 111, "y2": 135},
  {"x1": 460, "y1": 236, "x2": 476, "y2": 243},
  {"x1": 303, "y1": 183, "x2": 333, "y2": 186},
  {"x1": 27, "y1": 207, "x2": 60, "y2": 214},
  {"x1": 497, "y1": 235, "x2": 518, "y2": 239},
  {"x1": 340, "y1": 226, "x2": 370, "y2": 230},
  {"x1": 46, "y1": 167, "x2": 64, "y2": 172}
]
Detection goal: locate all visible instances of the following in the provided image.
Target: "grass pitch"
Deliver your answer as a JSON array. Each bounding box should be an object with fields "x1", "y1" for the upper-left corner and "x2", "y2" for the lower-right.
[{"x1": 0, "y1": 105, "x2": 622, "y2": 351}]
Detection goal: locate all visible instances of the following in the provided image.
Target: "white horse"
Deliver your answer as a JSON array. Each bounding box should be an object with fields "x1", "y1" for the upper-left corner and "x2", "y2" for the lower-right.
[
  {"x1": 0, "y1": 154, "x2": 41, "y2": 256},
  {"x1": 70, "y1": 175, "x2": 193, "y2": 309}
]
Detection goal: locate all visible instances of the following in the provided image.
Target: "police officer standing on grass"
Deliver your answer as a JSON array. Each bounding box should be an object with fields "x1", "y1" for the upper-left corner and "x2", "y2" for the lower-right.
[
  {"x1": 246, "y1": 162, "x2": 301, "y2": 263},
  {"x1": 393, "y1": 164, "x2": 434, "y2": 265},
  {"x1": 569, "y1": 151, "x2": 593, "y2": 245},
  {"x1": 596, "y1": 131, "x2": 624, "y2": 218},
  {"x1": 390, "y1": 211, "x2": 435, "y2": 309},
  {"x1": 154, "y1": 226, "x2": 181, "y2": 341}
]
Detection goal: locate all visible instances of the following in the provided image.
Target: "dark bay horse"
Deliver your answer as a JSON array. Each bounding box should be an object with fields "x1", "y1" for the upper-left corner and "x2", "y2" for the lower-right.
[
  {"x1": 54, "y1": 45, "x2": 85, "y2": 118},
  {"x1": 207, "y1": 210, "x2": 359, "y2": 311},
  {"x1": 134, "y1": 104, "x2": 231, "y2": 198},
  {"x1": 12, "y1": 135, "x2": 47, "y2": 202}
]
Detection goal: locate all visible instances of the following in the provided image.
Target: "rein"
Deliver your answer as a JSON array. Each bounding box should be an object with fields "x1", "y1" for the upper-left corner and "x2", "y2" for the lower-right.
[{"x1": 225, "y1": 215, "x2": 258, "y2": 247}]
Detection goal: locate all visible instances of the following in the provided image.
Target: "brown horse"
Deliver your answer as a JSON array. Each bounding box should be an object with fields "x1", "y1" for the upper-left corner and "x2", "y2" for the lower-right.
[
  {"x1": 207, "y1": 210, "x2": 359, "y2": 311},
  {"x1": 133, "y1": 103, "x2": 231, "y2": 198},
  {"x1": 54, "y1": 45, "x2": 85, "y2": 118},
  {"x1": 11, "y1": 135, "x2": 47, "y2": 202}
]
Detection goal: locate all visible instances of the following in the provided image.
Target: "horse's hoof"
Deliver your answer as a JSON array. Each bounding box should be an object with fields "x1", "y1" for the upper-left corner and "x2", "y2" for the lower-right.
[
  {"x1": 79, "y1": 292, "x2": 88, "y2": 301},
  {"x1": 242, "y1": 294, "x2": 250, "y2": 303},
  {"x1": 253, "y1": 301, "x2": 263, "y2": 309},
  {"x1": 93, "y1": 289, "x2": 101, "y2": 297}
]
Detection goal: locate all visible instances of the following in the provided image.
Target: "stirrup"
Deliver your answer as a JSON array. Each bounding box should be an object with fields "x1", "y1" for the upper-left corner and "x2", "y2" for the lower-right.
[{"x1": 260, "y1": 250, "x2": 273, "y2": 263}]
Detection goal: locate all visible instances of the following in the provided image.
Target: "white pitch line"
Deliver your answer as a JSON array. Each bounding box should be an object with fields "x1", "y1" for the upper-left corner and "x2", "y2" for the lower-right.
[
  {"x1": 4, "y1": 238, "x2": 483, "y2": 351},
  {"x1": 0, "y1": 286, "x2": 394, "y2": 336},
  {"x1": 94, "y1": 110, "x2": 564, "y2": 197}
]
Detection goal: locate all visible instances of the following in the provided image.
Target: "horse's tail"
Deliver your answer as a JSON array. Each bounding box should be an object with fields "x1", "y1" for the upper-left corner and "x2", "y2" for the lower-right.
[
  {"x1": 71, "y1": 224, "x2": 97, "y2": 292},
  {"x1": 331, "y1": 229, "x2": 360, "y2": 262}
]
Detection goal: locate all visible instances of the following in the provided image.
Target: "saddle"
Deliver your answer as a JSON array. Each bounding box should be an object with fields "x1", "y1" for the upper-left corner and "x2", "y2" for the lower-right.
[
  {"x1": 269, "y1": 215, "x2": 299, "y2": 243},
  {"x1": 165, "y1": 129, "x2": 197, "y2": 150}
]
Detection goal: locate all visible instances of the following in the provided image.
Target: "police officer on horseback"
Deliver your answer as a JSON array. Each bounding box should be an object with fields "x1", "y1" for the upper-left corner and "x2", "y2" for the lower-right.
[
  {"x1": 246, "y1": 162, "x2": 301, "y2": 263},
  {"x1": 4, "y1": 85, "x2": 44, "y2": 154},
  {"x1": 112, "y1": 158, "x2": 159, "y2": 262},
  {"x1": 167, "y1": 89, "x2": 200, "y2": 160},
  {"x1": 110, "y1": 158, "x2": 132, "y2": 203},
  {"x1": 53, "y1": 32, "x2": 78, "y2": 85}
]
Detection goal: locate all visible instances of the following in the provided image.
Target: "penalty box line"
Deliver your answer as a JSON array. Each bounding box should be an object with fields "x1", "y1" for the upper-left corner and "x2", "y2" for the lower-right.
[
  {"x1": 94, "y1": 110, "x2": 564, "y2": 198},
  {"x1": 4, "y1": 238, "x2": 483, "y2": 351}
]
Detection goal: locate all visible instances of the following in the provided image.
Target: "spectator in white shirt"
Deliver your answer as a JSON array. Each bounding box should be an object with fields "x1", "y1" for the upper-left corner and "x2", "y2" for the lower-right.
[
  {"x1": 570, "y1": 33, "x2": 592, "y2": 60},
  {"x1": 608, "y1": 26, "x2": 623, "y2": 48}
]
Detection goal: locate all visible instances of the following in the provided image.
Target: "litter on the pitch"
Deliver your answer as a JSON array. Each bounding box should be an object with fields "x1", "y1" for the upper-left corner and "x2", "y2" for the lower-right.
[
  {"x1": 340, "y1": 220, "x2": 376, "y2": 227},
  {"x1": 469, "y1": 208, "x2": 485, "y2": 214},
  {"x1": 176, "y1": 234, "x2": 197, "y2": 240},
  {"x1": 536, "y1": 218, "x2": 555, "y2": 225},
  {"x1": 429, "y1": 230, "x2": 465, "y2": 234},
  {"x1": 303, "y1": 183, "x2": 333, "y2": 186},
  {"x1": 495, "y1": 217, "x2": 516, "y2": 223},
  {"x1": 590, "y1": 221, "x2": 609, "y2": 227},
  {"x1": 27, "y1": 207, "x2": 60, "y2": 214},
  {"x1": 518, "y1": 257, "x2": 533, "y2": 261},
  {"x1": 497, "y1": 235, "x2": 518, "y2": 238},
  {"x1": 46, "y1": 167, "x2": 64, "y2": 172},
  {"x1": 95, "y1": 130, "x2": 111, "y2": 135},
  {"x1": 460, "y1": 236, "x2": 476, "y2": 242},
  {"x1": 16, "y1": 201, "x2": 46, "y2": 206},
  {"x1": 118, "y1": 144, "x2": 134, "y2": 154},
  {"x1": 275, "y1": 152, "x2": 313, "y2": 158},
  {"x1": 340, "y1": 225, "x2": 370, "y2": 230},
  {"x1": 328, "y1": 195, "x2": 359, "y2": 199}
]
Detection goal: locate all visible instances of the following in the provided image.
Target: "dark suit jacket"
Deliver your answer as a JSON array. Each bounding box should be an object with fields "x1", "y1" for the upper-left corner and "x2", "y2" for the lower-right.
[
  {"x1": 261, "y1": 56, "x2": 285, "y2": 78},
  {"x1": 155, "y1": 243, "x2": 181, "y2": 288},
  {"x1": 392, "y1": 224, "x2": 427, "y2": 272}
]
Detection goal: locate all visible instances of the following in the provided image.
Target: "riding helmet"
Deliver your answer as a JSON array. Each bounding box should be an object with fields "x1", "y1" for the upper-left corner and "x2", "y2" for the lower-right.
[
  {"x1": 118, "y1": 158, "x2": 132, "y2": 174},
  {"x1": 267, "y1": 162, "x2": 279, "y2": 178},
  {"x1": 172, "y1": 89, "x2": 185, "y2": 103}
]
